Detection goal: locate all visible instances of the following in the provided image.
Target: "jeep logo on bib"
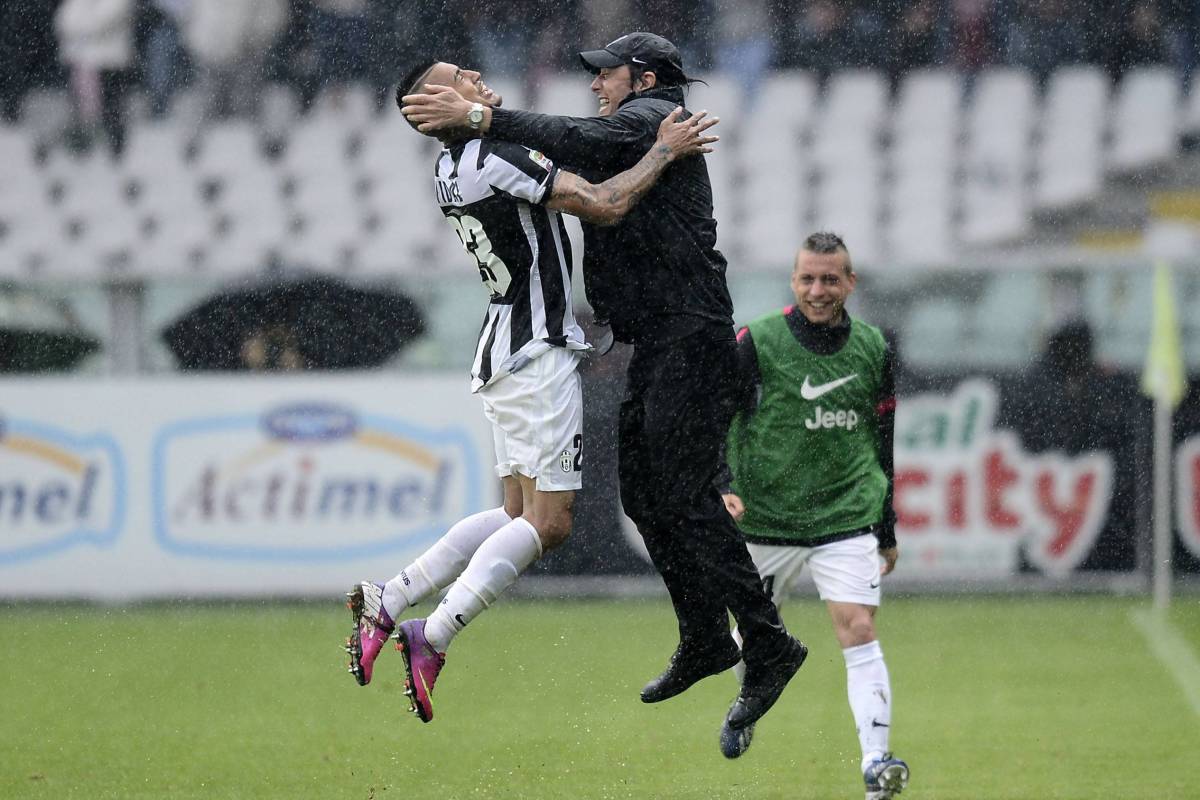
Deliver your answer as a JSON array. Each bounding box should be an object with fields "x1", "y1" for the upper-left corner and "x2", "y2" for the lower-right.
[{"x1": 804, "y1": 406, "x2": 859, "y2": 431}]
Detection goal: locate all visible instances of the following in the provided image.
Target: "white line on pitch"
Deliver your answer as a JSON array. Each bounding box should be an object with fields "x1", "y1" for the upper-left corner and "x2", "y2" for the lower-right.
[{"x1": 1130, "y1": 607, "x2": 1200, "y2": 718}]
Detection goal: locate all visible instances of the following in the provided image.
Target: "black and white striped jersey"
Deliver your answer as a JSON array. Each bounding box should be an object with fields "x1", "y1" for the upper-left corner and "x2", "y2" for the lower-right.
[{"x1": 433, "y1": 138, "x2": 588, "y2": 392}]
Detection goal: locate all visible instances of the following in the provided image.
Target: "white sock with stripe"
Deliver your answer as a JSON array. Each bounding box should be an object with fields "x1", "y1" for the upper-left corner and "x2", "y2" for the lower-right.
[
  {"x1": 844, "y1": 640, "x2": 892, "y2": 772},
  {"x1": 423, "y1": 516, "x2": 543, "y2": 652},
  {"x1": 381, "y1": 506, "x2": 512, "y2": 621}
]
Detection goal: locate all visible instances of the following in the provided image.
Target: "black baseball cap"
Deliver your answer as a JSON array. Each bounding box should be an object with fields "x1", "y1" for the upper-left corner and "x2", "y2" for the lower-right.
[{"x1": 579, "y1": 32, "x2": 687, "y2": 85}]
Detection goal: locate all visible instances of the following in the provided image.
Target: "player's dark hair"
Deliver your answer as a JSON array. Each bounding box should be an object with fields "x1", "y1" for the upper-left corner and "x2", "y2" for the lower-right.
[
  {"x1": 630, "y1": 64, "x2": 703, "y2": 93},
  {"x1": 802, "y1": 231, "x2": 853, "y2": 274},
  {"x1": 395, "y1": 59, "x2": 439, "y2": 132}
]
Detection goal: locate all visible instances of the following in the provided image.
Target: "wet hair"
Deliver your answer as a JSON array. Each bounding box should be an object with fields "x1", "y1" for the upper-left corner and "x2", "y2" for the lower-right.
[
  {"x1": 801, "y1": 231, "x2": 853, "y2": 274},
  {"x1": 395, "y1": 59, "x2": 439, "y2": 132},
  {"x1": 628, "y1": 63, "x2": 703, "y2": 95}
]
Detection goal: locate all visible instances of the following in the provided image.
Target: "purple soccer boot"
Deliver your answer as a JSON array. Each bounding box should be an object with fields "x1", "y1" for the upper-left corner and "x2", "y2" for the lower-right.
[
  {"x1": 395, "y1": 618, "x2": 446, "y2": 723},
  {"x1": 345, "y1": 581, "x2": 394, "y2": 686}
]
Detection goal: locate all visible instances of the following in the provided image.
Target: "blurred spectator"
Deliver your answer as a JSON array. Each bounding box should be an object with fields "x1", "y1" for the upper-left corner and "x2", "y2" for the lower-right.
[
  {"x1": 793, "y1": 0, "x2": 851, "y2": 81},
  {"x1": 1103, "y1": 0, "x2": 1170, "y2": 80},
  {"x1": 1007, "y1": 321, "x2": 1133, "y2": 453},
  {"x1": 309, "y1": 0, "x2": 369, "y2": 92},
  {"x1": 1006, "y1": 0, "x2": 1086, "y2": 84},
  {"x1": 184, "y1": 0, "x2": 289, "y2": 121},
  {"x1": 391, "y1": 0, "x2": 477, "y2": 73},
  {"x1": 843, "y1": 0, "x2": 889, "y2": 69},
  {"x1": 641, "y1": 0, "x2": 712, "y2": 70},
  {"x1": 240, "y1": 324, "x2": 305, "y2": 371},
  {"x1": 1002, "y1": 320, "x2": 1141, "y2": 570},
  {"x1": 1162, "y1": 0, "x2": 1200, "y2": 87},
  {"x1": 468, "y1": 1, "x2": 538, "y2": 77},
  {"x1": 886, "y1": 0, "x2": 947, "y2": 84},
  {"x1": 582, "y1": 0, "x2": 635, "y2": 51},
  {"x1": 140, "y1": 0, "x2": 192, "y2": 118},
  {"x1": 54, "y1": 0, "x2": 135, "y2": 158},
  {"x1": 948, "y1": 0, "x2": 1000, "y2": 74},
  {"x1": 0, "y1": 0, "x2": 61, "y2": 123},
  {"x1": 365, "y1": 0, "x2": 405, "y2": 111},
  {"x1": 714, "y1": 0, "x2": 773, "y2": 109}
]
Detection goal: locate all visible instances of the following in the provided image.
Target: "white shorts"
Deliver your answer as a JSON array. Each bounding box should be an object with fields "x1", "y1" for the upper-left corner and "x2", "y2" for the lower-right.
[
  {"x1": 478, "y1": 346, "x2": 583, "y2": 492},
  {"x1": 747, "y1": 533, "x2": 883, "y2": 607}
]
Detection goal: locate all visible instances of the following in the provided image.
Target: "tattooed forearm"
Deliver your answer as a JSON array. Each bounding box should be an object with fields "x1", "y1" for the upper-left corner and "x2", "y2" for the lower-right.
[
  {"x1": 549, "y1": 142, "x2": 678, "y2": 225},
  {"x1": 601, "y1": 144, "x2": 673, "y2": 208}
]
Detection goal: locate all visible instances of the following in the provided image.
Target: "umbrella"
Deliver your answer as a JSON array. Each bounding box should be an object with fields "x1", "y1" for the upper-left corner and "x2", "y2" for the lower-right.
[
  {"x1": 0, "y1": 288, "x2": 101, "y2": 372},
  {"x1": 162, "y1": 272, "x2": 426, "y2": 370}
]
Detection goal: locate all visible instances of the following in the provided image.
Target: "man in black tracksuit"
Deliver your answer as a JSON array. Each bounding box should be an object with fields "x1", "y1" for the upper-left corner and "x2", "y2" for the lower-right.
[{"x1": 401, "y1": 32, "x2": 807, "y2": 739}]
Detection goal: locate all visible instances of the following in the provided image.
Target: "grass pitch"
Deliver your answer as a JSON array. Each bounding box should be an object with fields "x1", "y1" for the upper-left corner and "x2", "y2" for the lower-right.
[{"x1": 2, "y1": 595, "x2": 1198, "y2": 799}]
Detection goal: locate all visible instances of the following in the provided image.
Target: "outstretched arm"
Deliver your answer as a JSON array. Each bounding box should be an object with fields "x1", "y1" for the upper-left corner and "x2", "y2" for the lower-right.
[
  {"x1": 402, "y1": 84, "x2": 662, "y2": 169},
  {"x1": 543, "y1": 108, "x2": 718, "y2": 225}
]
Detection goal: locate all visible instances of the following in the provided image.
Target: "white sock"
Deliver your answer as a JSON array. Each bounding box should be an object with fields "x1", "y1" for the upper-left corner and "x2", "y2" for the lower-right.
[
  {"x1": 844, "y1": 640, "x2": 892, "y2": 772},
  {"x1": 381, "y1": 507, "x2": 512, "y2": 621},
  {"x1": 423, "y1": 516, "x2": 543, "y2": 652},
  {"x1": 731, "y1": 626, "x2": 746, "y2": 683}
]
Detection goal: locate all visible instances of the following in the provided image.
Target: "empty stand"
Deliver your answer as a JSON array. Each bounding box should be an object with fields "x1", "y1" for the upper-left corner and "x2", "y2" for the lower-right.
[
  {"x1": 1110, "y1": 66, "x2": 1180, "y2": 172},
  {"x1": 961, "y1": 69, "x2": 1036, "y2": 245},
  {"x1": 1036, "y1": 66, "x2": 1108, "y2": 208}
]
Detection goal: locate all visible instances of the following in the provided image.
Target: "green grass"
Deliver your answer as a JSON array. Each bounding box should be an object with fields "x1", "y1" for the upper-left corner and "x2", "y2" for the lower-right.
[{"x1": 2, "y1": 596, "x2": 1198, "y2": 799}]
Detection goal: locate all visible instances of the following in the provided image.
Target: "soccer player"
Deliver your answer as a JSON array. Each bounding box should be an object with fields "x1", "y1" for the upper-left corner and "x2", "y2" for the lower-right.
[
  {"x1": 718, "y1": 232, "x2": 910, "y2": 799},
  {"x1": 345, "y1": 58, "x2": 720, "y2": 724},
  {"x1": 402, "y1": 32, "x2": 808, "y2": 741}
]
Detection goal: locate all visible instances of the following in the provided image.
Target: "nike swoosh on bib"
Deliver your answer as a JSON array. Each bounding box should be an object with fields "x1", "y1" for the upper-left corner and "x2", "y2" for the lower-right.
[{"x1": 800, "y1": 374, "x2": 857, "y2": 400}]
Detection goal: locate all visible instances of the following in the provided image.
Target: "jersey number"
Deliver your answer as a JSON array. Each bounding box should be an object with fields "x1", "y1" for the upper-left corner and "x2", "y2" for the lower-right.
[{"x1": 446, "y1": 214, "x2": 512, "y2": 297}]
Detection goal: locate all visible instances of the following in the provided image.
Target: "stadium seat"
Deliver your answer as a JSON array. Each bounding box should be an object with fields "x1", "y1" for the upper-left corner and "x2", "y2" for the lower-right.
[
  {"x1": 824, "y1": 69, "x2": 889, "y2": 128},
  {"x1": 1036, "y1": 66, "x2": 1108, "y2": 209},
  {"x1": 192, "y1": 120, "x2": 270, "y2": 184},
  {"x1": 481, "y1": 78, "x2": 525, "y2": 115},
  {"x1": 892, "y1": 68, "x2": 961, "y2": 166},
  {"x1": 0, "y1": 124, "x2": 37, "y2": 181},
  {"x1": 284, "y1": 171, "x2": 365, "y2": 271},
  {"x1": 961, "y1": 69, "x2": 1036, "y2": 244},
  {"x1": 259, "y1": 83, "x2": 303, "y2": 143},
  {"x1": 686, "y1": 74, "x2": 743, "y2": 132},
  {"x1": 18, "y1": 89, "x2": 72, "y2": 145},
  {"x1": 532, "y1": 74, "x2": 596, "y2": 117},
  {"x1": 307, "y1": 84, "x2": 377, "y2": 133},
  {"x1": 1110, "y1": 66, "x2": 1180, "y2": 172},
  {"x1": 749, "y1": 71, "x2": 818, "y2": 133},
  {"x1": 886, "y1": 198, "x2": 954, "y2": 266},
  {"x1": 280, "y1": 115, "x2": 353, "y2": 185}
]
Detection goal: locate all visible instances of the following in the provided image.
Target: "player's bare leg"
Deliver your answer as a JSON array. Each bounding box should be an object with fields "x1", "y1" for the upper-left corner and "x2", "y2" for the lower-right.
[
  {"x1": 827, "y1": 601, "x2": 909, "y2": 799},
  {"x1": 345, "y1": 478, "x2": 522, "y2": 686},
  {"x1": 399, "y1": 474, "x2": 574, "y2": 721}
]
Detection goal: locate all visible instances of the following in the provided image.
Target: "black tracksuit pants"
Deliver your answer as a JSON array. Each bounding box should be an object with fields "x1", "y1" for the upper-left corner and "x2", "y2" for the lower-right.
[{"x1": 618, "y1": 328, "x2": 790, "y2": 669}]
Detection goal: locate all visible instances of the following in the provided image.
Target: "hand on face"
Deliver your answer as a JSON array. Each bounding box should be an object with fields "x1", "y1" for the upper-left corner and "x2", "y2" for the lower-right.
[
  {"x1": 401, "y1": 84, "x2": 473, "y2": 133},
  {"x1": 401, "y1": 63, "x2": 501, "y2": 133}
]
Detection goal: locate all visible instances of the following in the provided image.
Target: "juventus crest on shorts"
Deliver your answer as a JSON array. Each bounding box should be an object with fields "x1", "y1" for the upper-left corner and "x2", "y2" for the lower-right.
[{"x1": 432, "y1": 139, "x2": 588, "y2": 392}]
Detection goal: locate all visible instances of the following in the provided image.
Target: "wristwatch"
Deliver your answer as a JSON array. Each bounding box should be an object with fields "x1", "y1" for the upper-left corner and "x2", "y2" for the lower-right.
[{"x1": 466, "y1": 102, "x2": 485, "y2": 130}]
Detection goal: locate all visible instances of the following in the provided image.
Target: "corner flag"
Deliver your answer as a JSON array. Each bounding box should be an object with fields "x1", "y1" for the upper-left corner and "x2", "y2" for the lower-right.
[{"x1": 1141, "y1": 262, "x2": 1187, "y2": 409}]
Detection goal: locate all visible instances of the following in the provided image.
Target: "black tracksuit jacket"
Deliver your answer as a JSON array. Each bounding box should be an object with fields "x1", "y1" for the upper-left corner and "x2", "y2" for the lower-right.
[{"x1": 489, "y1": 85, "x2": 734, "y2": 344}]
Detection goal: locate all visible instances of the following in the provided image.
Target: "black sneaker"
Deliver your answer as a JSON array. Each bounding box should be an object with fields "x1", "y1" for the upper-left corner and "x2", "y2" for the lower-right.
[
  {"x1": 719, "y1": 718, "x2": 754, "y2": 758},
  {"x1": 724, "y1": 637, "x2": 807, "y2": 730},
  {"x1": 640, "y1": 640, "x2": 741, "y2": 704}
]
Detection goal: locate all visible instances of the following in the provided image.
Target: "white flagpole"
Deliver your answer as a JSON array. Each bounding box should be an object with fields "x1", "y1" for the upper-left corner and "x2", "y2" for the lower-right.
[{"x1": 1152, "y1": 394, "x2": 1172, "y2": 611}]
